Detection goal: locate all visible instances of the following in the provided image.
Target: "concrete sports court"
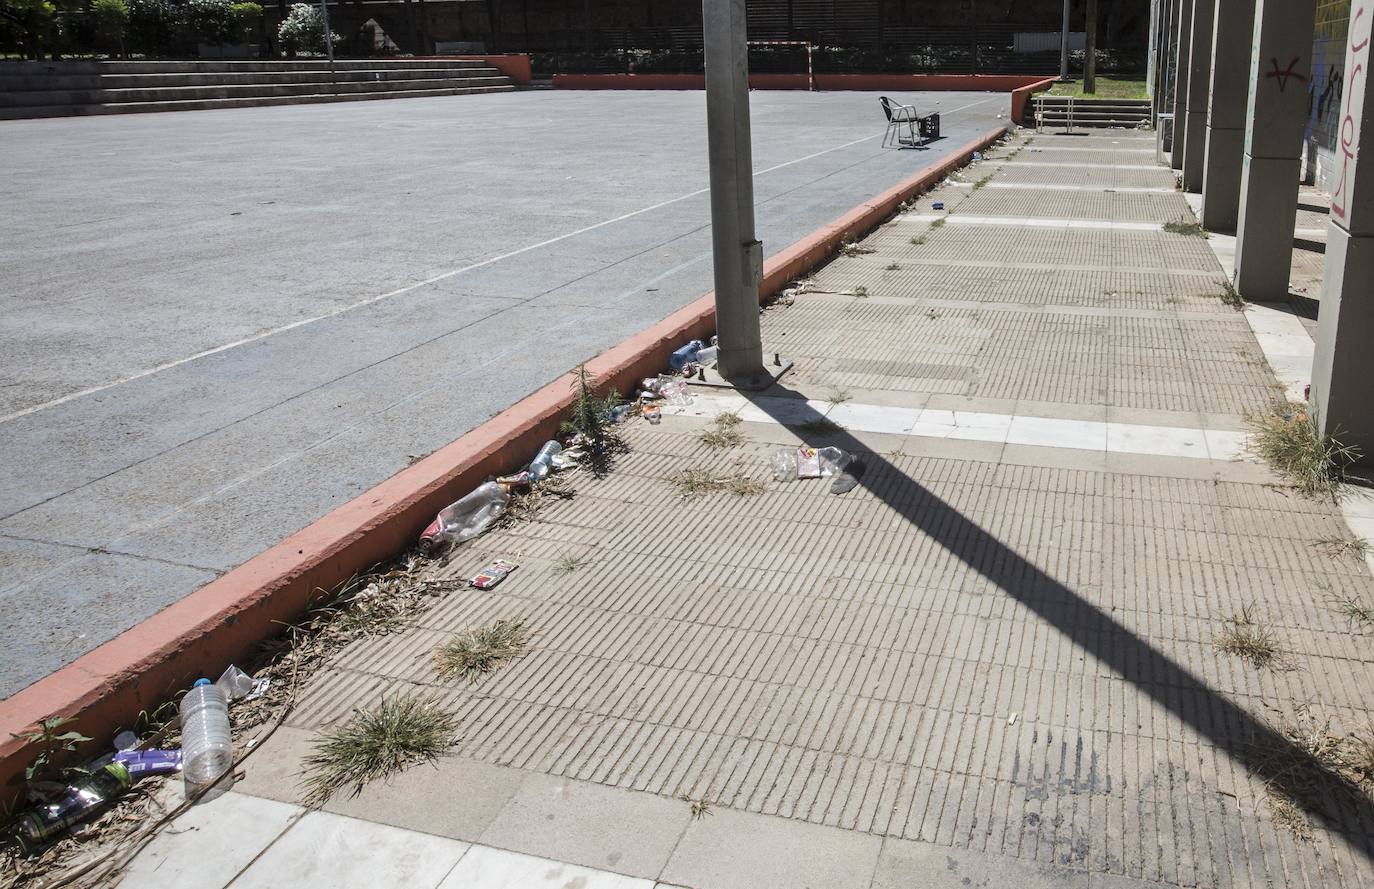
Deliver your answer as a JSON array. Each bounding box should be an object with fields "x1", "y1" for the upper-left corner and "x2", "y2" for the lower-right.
[{"x1": 0, "y1": 88, "x2": 1006, "y2": 697}]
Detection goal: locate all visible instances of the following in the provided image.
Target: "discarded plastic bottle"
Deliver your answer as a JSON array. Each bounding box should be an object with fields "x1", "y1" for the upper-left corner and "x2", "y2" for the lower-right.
[
  {"x1": 528, "y1": 440, "x2": 563, "y2": 481},
  {"x1": 180, "y1": 679, "x2": 233, "y2": 797},
  {"x1": 16, "y1": 762, "x2": 132, "y2": 850},
  {"x1": 669, "y1": 340, "x2": 704, "y2": 371},
  {"x1": 609, "y1": 404, "x2": 633, "y2": 423},
  {"x1": 696, "y1": 345, "x2": 719, "y2": 367},
  {"x1": 770, "y1": 448, "x2": 799, "y2": 481},
  {"x1": 419, "y1": 481, "x2": 510, "y2": 555},
  {"x1": 818, "y1": 447, "x2": 853, "y2": 477}
]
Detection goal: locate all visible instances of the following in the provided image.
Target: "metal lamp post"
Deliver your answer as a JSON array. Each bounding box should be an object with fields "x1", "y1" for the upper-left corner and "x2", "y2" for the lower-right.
[{"x1": 701, "y1": 0, "x2": 775, "y2": 390}]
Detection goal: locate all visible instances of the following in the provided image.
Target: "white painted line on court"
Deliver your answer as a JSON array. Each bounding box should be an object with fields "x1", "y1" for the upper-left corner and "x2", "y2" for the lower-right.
[
  {"x1": 0, "y1": 94, "x2": 1000, "y2": 426},
  {"x1": 900, "y1": 214, "x2": 1165, "y2": 231},
  {"x1": 672, "y1": 392, "x2": 1248, "y2": 462}
]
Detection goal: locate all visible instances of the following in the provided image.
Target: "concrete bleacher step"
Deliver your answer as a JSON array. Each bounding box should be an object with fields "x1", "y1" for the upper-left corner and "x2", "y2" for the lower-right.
[
  {"x1": 0, "y1": 59, "x2": 515, "y2": 119},
  {"x1": 0, "y1": 83, "x2": 514, "y2": 119}
]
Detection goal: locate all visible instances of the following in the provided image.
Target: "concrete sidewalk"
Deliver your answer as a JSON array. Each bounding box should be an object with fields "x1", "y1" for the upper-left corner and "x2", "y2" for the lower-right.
[{"x1": 119, "y1": 129, "x2": 1374, "y2": 889}]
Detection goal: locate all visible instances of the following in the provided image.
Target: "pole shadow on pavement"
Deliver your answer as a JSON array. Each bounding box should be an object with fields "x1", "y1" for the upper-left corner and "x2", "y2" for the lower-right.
[{"x1": 734, "y1": 381, "x2": 1374, "y2": 861}]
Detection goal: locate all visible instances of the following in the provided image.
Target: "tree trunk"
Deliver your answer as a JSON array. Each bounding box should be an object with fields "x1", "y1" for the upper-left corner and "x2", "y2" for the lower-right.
[{"x1": 1084, "y1": 0, "x2": 1098, "y2": 93}]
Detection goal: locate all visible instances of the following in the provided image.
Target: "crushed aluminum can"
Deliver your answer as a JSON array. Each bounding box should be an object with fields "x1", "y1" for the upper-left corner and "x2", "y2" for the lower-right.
[{"x1": 470, "y1": 559, "x2": 518, "y2": 590}]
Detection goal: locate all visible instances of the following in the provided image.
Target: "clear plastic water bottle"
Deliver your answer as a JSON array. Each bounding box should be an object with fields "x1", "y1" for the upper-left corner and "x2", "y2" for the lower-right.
[
  {"x1": 180, "y1": 679, "x2": 232, "y2": 796},
  {"x1": 528, "y1": 440, "x2": 563, "y2": 481},
  {"x1": 419, "y1": 481, "x2": 510, "y2": 555},
  {"x1": 696, "y1": 345, "x2": 719, "y2": 366}
]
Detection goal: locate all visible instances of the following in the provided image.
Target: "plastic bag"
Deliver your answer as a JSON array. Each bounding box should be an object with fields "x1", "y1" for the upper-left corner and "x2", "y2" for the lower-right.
[{"x1": 770, "y1": 448, "x2": 799, "y2": 481}]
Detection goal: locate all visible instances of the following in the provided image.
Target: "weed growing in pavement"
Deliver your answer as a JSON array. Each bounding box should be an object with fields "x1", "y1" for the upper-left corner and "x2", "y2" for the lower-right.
[
  {"x1": 434, "y1": 618, "x2": 533, "y2": 683},
  {"x1": 1333, "y1": 593, "x2": 1374, "y2": 629},
  {"x1": 685, "y1": 797, "x2": 713, "y2": 819},
  {"x1": 851, "y1": 285, "x2": 869, "y2": 298},
  {"x1": 827, "y1": 388, "x2": 852, "y2": 406},
  {"x1": 1246, "y1": 404, "x2": 1360, "y2": 500},
  {"x1": 699, "y1": 412, "x2": 744, "y2": 450},
  {"x1": 929, "y1": 218, "x2": 946, "y2": 229},
  {"x1": 561, "y1": 364, "x2": 623, "y2": 471},
  {"x1": 670, "y1": 469, "x2": 766, "y2": 500},
  {"x1": 300, "y1": 692, "x2": 457, "y2": 806},
  {"x1": 13, "y1": 716, "x2": 91, "y2": 785},
  {"x1": 1213, "y1": 606, "x2": 1288, "y2": 670},
  {"x1": 839, "y1": 238, "x2": 876, "y2": 257},
  {"x1": 553, "y1": 551, "x2": 590, "y2": 575},
  {"x1": 885, "y1": 262, "x2": 902, "y2": 271},
  {"x1": 972, "y1": 174, "x2": 993, "y2": 190},
  {"x1": 1316, "y1": 536, "x2": 1371, "y2": 560},
  {"x1": 1250, "y1": 706, "x2": 1374, "y2": 840},
  {"x1": 1216, "y1": 280, "x2": 1245, "y2": 310},
  {"x1": 910, "y1": 235, "x2": 927, "y2": 246},
  {"x1": 1163, "y1": 218, "x2": 1207, "y2": 237}
]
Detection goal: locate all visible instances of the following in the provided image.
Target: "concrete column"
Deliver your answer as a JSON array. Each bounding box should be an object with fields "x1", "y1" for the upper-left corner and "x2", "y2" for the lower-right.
[
  {"x1": 1182, "y1": 0, "x2": 1216, "y2": 190},
  {"x1": 1232, "y1": 0, "x2": 1317, "y2": 300},
  {"x1": 1199, "y1": 0, "x2": 1256, "y2": 231},
  {"x1": 1171, "y1": 0, "x2": 1193, "y2": 169},
  {"x1": 1312, "y1": 1, "x2": 1374, "y2": 458}
]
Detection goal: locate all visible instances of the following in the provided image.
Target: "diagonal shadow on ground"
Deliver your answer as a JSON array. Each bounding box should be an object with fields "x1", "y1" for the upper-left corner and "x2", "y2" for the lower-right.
[{"x1": 738, "y1": 383, "x2": 1374, "y2": 863}]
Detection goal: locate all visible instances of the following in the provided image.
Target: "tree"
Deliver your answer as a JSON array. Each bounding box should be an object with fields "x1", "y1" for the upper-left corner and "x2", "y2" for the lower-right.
[
  {"x1": 276, "y1": 2, "x2": 337, "y2": 55},
  {"x1": 0, "y1": 0, "x2": 58, "y2": 58},
  {"x1": 91, "y1": 0, "x2": 128, "y2": 54},
  {"x1": 1084, "y1": 0, "x2": 1099, "y2": 93}
]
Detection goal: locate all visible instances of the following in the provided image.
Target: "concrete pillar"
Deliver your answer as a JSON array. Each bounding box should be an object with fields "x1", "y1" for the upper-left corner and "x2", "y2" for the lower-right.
[
  {"x1": 1182, "y1": 0, "x2": 1216, "y2": 191},
  {"x1": 1199, "y1": 0, "x2": 1256, "y2": 231},
  {"x1": 1171, "y1": 0, "x2": 1193, "y2": 169},
  {"x1": 1312, "y1": 1, "x2": 1374, "y2": 458},
  {"x1": 1232, "y1": 0, "x2": 1317, "y2": 300}
]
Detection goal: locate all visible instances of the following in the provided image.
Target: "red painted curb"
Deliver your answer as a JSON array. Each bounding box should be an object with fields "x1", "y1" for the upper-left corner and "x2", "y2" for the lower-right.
[
  {"x1": 553, "y1": 73, "x2": 1051, "y2": 93},
  {"x1": 0, "y1": 126, "x2": 1006, "y2": 799},
  {"x1": 1010, "y1": 76, "x2": 1059, "y2": 125}
]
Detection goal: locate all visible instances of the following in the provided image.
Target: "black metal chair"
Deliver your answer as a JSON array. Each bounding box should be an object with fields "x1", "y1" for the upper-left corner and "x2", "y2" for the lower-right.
[{"x1": 880, "y1": 96, "x2": 940, "y2": 148}]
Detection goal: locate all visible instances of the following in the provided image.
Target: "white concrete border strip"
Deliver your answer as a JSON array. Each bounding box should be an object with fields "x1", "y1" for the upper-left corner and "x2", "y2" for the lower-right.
[{"x1": 671, "y1": 392, "x2": 1247, "y2": 462}]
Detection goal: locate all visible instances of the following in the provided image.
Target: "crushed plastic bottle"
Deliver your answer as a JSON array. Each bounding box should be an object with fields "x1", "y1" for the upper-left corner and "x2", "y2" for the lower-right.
[
  {"x1": 419, "y1": 481, "x2": 510, "y2": 555},
  {"x1": 696, "y1": 345, "x2": 719, "y2": 367},
  {"x1": 527, "y1": 440, "x2": 563, "y2": 481},
  {"x1": 818, "y1": 447, "x2": 853, "y2": 477},
  {"x1": 180, "y1": 679, "x2": 233, "y2": 798},
  {"x1": 658, "y1": 379, "x2": 692, "y2": 406},
  {"x1": 770, "y1": 448, "x2": 799, "y2": 481}
]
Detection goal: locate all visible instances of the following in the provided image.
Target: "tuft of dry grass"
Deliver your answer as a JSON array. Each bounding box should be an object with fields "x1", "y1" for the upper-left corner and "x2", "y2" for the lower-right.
[
  {"x1": 851, "y1": 285, "x2": 869, "y2": 298},
  {"x1": 299, "y1": 691, "x2": 457, "y2": 807},
  {"x1": 910, "y1": 235, "x2": 927, "y2": 246},
  {"x1": 885, "y1": 262, "x2": 902, "y2": 271},
  {"x1": 699, "y1": 412, "x2": 744, "y2": 450},
  {"x1": 1250, "y1": 706, "x2": 1374, "y2": 839},
  {"x1": 670, "y1": 469, "x2": 766, "y2": 500},
  {"x1": 839, "y1": 238, "x2": 876, "y2": 256},
  {"x1": 1246, "y1": 404, "x2": 1360, "y2": 500},
  {"x1": 1163, "y1": 218, "x2": 1207, "y2": 237},
  {"x1": 1332, "y1": 592, "x2": 1374, "y2": 629},
  {"x1": 500, "y1": 475, "x2": 576, "y2": 527},
  {"x1": 971, "y1": 174, "x2": 993, "y2": 190},
  {"x1": 553, "y1": 552, "x2": 589, "y2": 575},
  {"x1": 1315, "y1": 535, "x2": 1371, "y2": 560},
  {"x1": 827, "y1": 388, "x2": 852, "y2": 406},
  {"x1": 434, "y1": 618, "x2": 533, "y2": 683},
  {"x1": 1213, "y1": 607, "x2": 1287, "y2": 670},
  {"x1": 1217, "y1": 280, "x2": 1244, "y2": 310},
  {"x1": 929, "y1": 218, "x2": 946, "y2": 229}
]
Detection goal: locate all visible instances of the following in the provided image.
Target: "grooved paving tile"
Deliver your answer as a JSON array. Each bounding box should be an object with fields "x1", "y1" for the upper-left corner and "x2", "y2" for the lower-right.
[{"x1": 278, "y1": 130, "x2": 1374, "y2": 889}]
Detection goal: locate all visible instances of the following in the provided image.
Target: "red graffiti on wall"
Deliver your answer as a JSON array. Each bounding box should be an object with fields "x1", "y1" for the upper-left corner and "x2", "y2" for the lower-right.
[
  {"x1": 1332, "y1": 4, "x2": 1370, "y2": 223},
  {"x1": 1266, "y1": 57, "x2": 1308, "y2": 92}
]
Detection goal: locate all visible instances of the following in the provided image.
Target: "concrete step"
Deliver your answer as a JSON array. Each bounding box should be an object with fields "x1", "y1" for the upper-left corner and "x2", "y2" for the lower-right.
[
  {"x1": 0, "y1": 84, "x2": 515, "y2": 119},
  {"x1": 1, "y1": 73, "x2": 510, "y2": 107},
  {"x1": 0, "y1": 66, "x2": 504, "y2": 92},
  {"x1": 94, "y1": 59, "x2": 494, "y2": 74}
]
